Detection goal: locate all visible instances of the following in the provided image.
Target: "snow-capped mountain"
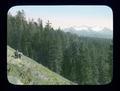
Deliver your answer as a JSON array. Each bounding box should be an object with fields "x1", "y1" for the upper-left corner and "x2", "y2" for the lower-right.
[{"x1": 63, "y1": 26, "x2": 113, "y2": 39}]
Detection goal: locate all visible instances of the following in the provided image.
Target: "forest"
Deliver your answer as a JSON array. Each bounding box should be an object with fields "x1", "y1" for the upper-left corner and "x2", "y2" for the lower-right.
[{"x1": 7, "y1": 10, "x2": 113, "y2": 85}]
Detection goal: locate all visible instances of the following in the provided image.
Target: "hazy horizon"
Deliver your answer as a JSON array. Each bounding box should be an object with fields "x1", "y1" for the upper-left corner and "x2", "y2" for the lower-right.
[{"x1": 8, "y1": 5, "x2": 113, "y2": 31}]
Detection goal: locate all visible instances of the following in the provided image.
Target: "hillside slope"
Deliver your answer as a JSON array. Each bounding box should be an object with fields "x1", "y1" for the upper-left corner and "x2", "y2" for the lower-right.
[{"x1": 7, "y1": 45, "x2": 76, "y2": 85}]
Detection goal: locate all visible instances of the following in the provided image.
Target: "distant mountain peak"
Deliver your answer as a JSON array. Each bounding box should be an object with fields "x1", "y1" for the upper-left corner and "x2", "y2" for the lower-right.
[
  {"x1": 74, "y1": 26, "x2": 89, "y2": 31},
  {"x1": 91, "y1": 26, "x2": 104, "y2": 32},
  {"x1": 63, "y1": 26, "x2": 113, "y2": 39}
]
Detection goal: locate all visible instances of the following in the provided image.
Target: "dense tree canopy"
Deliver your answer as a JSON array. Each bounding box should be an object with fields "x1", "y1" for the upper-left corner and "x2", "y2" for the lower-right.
[{"x1": 7, "y1": 10, "x2": 113, "y2": 85}]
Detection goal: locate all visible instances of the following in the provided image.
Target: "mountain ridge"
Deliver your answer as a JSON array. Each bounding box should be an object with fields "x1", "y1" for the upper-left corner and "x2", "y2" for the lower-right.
[{"x1": 63, "y1": 26, "x2": 113, "y2": 39}]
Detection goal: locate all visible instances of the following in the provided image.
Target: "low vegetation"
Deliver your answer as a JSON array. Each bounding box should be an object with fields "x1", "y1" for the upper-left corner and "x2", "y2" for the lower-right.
[{"x1": 7, "y1": 46, "x2": 76, "y2": 85}]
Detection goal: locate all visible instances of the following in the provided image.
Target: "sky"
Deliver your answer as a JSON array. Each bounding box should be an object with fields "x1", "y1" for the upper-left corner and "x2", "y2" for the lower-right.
[{"x1": 8, "y1": 5, "x2": 113, "y2": 30}]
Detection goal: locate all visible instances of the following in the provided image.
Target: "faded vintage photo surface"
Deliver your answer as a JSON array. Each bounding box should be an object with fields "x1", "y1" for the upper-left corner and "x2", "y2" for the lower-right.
[{"x1": 7, "y1": 6, "x2": 113, "y2": 85}]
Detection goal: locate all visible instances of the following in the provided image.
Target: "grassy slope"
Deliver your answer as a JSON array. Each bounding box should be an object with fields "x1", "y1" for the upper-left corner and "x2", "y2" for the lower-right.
[{"x1": 7, "y1": 45, "x2": 76, "y2": 85}]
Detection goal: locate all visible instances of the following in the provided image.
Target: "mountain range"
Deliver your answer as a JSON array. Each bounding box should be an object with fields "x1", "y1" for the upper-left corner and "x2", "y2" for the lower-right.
[{"x1": 63, "y1": 26, "x2": 113, "y2": 39}]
